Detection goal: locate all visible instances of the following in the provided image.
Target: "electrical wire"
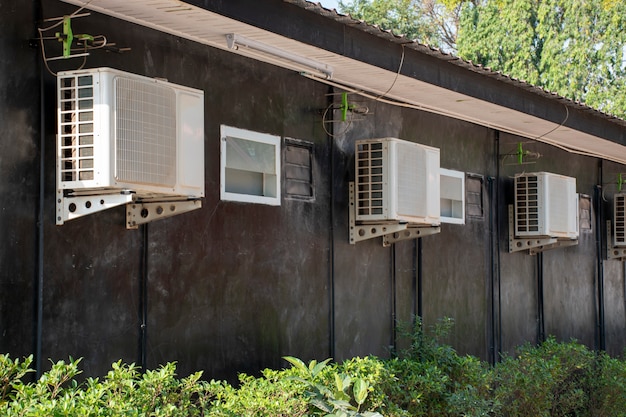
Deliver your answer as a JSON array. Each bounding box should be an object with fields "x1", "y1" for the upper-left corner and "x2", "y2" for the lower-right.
[
  {"x1": 36, "y1": 0, "x2": 99, "y2": 76},
  {"x1": 320, "y1": 43, "x2": 406, "y2": 137},
  {"x1": 370, "y1": 43, "x2": 406, "y2": 102},
  {"x1": 305, "y1": 66, "x2": 614, "y2": 163}
]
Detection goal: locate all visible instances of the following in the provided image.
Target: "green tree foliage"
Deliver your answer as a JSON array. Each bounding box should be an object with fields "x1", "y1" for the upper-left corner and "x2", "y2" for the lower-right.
[
  {"x1": 458, "y1": 0, "x2": 626, "y2": 118},
  {"x1": 338, "y1": 0, "x2": 469, "y2": 51},
  {"x1": 339, "y1": 0, "x2": 626, "y2": 118}
]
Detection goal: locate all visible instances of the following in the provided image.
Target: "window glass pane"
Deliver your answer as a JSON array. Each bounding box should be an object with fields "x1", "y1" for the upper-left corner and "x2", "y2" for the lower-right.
[
  {"x1": 220, "y1": 125, "x2": 281, "y2": 205},
  {"x1": 226, "y1": 137, "x2": 275, "y2": 174}
]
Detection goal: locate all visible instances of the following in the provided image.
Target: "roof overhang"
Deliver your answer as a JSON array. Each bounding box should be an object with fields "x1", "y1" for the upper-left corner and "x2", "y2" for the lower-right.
[{"x1": 59, "y1": 0, "x2": 626, "y2": 165}]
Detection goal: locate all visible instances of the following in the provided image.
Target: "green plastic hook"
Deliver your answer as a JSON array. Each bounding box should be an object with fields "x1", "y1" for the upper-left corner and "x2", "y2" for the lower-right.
[
  {"x1": 60, "y1": 16, "x2": 74, "y2": 58},
  {"x1": 341, "y1": 92, "x2": 349, "y2": 122}
]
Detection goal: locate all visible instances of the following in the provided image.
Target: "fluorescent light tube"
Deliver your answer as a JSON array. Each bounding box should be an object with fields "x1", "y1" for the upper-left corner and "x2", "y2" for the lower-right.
[{"x1": 226, "y1": 33, "x2": 333, "y2": 79}]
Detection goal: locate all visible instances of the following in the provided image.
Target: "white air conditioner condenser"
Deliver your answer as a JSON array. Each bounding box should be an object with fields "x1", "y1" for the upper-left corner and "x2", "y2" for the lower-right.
[
  {"x1": 57, "y1": 67, "x2": 204, "y2": 198},
  {"x1": 355, "y1": 138, "x2": 440, "y2": 225},
  {"x1": 514, "y1": 172, "x2": 578, "y2": 239}
]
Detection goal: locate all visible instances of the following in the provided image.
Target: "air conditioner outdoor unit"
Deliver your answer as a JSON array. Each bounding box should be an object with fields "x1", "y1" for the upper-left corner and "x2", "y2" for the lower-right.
[
  {"x1": 514, "y1": 172, "x2": 578, "y2": 239},
  {"x1": 614, "y1": 194, "x2": 626, "y2": 246},
  {"x1": 57, "y1": 67, "x2": 204, "y2": 199},
  {"x1": 354, "y1": 138, "x2": 440, "y2": 225}
]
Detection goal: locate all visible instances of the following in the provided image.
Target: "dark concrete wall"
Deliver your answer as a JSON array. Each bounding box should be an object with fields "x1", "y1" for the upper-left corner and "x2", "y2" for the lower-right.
[
  {"x1": 0, "y1": 0, "x2": 39, "y2": 359},
  {"x1": 1, "y1": 0, "x2": 625, "y2": 381}
]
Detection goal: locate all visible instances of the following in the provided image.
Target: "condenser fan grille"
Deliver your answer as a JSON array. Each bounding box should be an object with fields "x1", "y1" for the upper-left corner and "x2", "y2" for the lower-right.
[
  {"x1": 356, "y1": 141, "x2": 385, "y2": 216},
  {"x1": 58, "y1": 74, "x2": 95, "y2": 182},
  {"x1": 115, "y1": 78, "x2": 177, "y2": 187},
  {"x1": 615, "y1": 194, "x2": 626, "y2": 245},
  {"x1": 515, "y1": 175, "x2": 540, "y2": 233}
]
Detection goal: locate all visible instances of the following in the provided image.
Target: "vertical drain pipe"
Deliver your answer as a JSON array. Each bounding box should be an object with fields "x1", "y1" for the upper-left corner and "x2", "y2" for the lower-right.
[
  {"x1": 390, "y1": 245, "x2": 397, "y2": 352},
  {"x1": 536, "y1": 252, "x2": 545, "y2": 343},
  {"x1": 327, "y1": 86, "x2": 336, "y2": 359},
  {"x1": 623, "y1": 262, "x2": 626, "y2": 333},
  {"x1": 35, "y1": 0, "x2": 45, "y2": 378},
  {"x1": 138, "y1": 224, "x2": 148, "y2": 372},
  {"x1": 594, "y1": 176, "x2": 606, "y2": 351},
  {"x1": 490, "y1": 130, "x2": 502, "y2": 363},
  {"x1": 417, "y1": 238, "x2": 423, "y2": 319},
  {"x1": 488, "y1": 176, "x2": 497, "y2": 364}
]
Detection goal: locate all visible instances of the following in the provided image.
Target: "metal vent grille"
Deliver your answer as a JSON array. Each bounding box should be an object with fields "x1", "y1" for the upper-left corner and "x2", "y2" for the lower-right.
[
  {"x1": 515, "y1": 175, "x2": 540, "y2": 233},
  {"x1": 58, "y1": 74, "x2": 95, "y2": 182},
  {"x1": 615, "y1": 194, "x2": 626, "y2": 246},
  {"x1": 115, "y1": 77, "x2": 177, "y2": 187},
  {"x1": 356, "y1": 141, "x2": 384, "y2": 217}
]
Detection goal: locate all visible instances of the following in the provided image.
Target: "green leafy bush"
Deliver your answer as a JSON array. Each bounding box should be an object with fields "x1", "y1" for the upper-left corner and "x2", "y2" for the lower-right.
[
  {"x1": 493, "y1": 336, "x2": 626, "y2": 417},
  {"x1": 587, "y1": 352, "x2": 626, "y2": 417},
  {"x1": 3, "y1": 323, "x2": 626, "y2": 416},
  {"x1": 283, "y1": 356, "x2": 383, "y2": 417},
  {"x1": 381, "y1": 318, "x2": 495, "y2": 417}
]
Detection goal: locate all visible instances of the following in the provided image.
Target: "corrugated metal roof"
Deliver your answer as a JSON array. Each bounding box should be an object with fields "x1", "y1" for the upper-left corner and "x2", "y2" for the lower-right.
[
  {"x1": 287, "y1": 0, "x2": 626, "y2": 127},
  {"x1": 58, "y1": 0, "x2": 626, "y2": 163}
]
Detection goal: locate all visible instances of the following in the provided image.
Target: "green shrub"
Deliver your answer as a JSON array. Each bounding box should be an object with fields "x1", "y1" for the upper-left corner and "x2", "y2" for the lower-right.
[
  {"x1": 1, "y1": 357, "x2": 220, "y2": 416},
  {"x1": 587, "y1": 352, "x2": 626, "y2": 417},
  {"x1": 0, "y1": 354, "x2": 33, "y2": 406},
  {"x1": 3, "y1": 323, "x2": 626, "y2": 416},
  {"x1": 380, "y1": 318, "x2": 496, "y2": 417},
  {"x1": 209, "y1": 366, "x2": 308, "y2": 416},
  {"x1": 283, "y1": 356, "x2": 383, "y2": 417},
  {"x1": 493, "y1": 336, "x2": 607, "y2": 417}
]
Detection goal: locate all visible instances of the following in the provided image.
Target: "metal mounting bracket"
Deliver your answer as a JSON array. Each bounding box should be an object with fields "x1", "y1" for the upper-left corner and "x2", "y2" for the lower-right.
[
  {"x1": 382, "y1": 225, "x2": 441, "y2": 247},
  {"x1": 126, "y1": 200, "x2": 202, "y2": 229},
  {"x1": 56, "y1": 190, "x2": 133, "y2": 225},
  {"x1": 508, "y1": 205, "x2": 578, "y2": 254},
  {"x1": 606, "y1": 220, "x2": 626, "y2": 260},
  {"x1": 349, "y1": 182, "x2": 440, "y2": 246}
]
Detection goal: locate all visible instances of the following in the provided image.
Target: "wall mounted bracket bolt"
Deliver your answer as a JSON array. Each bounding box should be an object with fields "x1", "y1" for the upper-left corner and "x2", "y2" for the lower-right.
[
  {"x1": 126, "y1": 200, "x2": 202, "y2": 229},
  {"x1": 508, "y1": 205, "x2": 578, "y2": 254},
  {"x1": 56, "y1": 190, "x2": 133, "y2": 225},
  {"x1": 349, "y1": 182, "x2": 440, "y2": 246},
  {"x1": 606, "y1": 220, "x2": 626, "y2": 260},
  {"x1": 57, "y1": 189, "x2": 202, "y2": 228}
]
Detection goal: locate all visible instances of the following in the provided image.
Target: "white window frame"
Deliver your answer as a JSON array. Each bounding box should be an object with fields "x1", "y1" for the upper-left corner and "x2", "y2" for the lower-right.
[
  {"x1": 440, "y1": 168, "x2": 465, "y2": 224},
  {"x1": 220, "y1": 125, "x2": 281, "y2": 206}
]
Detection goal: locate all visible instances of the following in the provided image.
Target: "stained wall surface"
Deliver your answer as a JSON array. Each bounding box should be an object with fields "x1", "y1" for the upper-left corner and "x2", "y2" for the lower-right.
[{"x1": 1, "y1": 0, "x2": 625, "y2": 381}]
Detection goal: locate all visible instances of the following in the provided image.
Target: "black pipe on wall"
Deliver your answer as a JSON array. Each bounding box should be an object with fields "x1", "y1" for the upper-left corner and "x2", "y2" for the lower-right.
[
  {"x1": 327, "y1": 86, "x2": 336, "y2": 359},
  {"x1": 488, "y1": 175, "x2": 497, "y2": 364},
  {"x1": 489, "y1": 130, "x2": 502, "y2": 364},
  {"x1": 594, "y1": 179, "x2": 606, "y2": 351},
  {"x1": 34, "y1": 0, "x2": 45, "y2": 379},
  {"x1": 391, "y1": 244, "x2": 397, "y2": 351},
  {"x1": 416, "y1": 238, "x2": 423, "y2": 319},
  {"x1": 623, "y1": 262, "x2": 626, "y2": 331},
  {"x1": 536, "y1": 252, "x2": 545, "y2": 344},
  {"x1": 138, "y1": 224, "x2": 149, "y2": 372}
]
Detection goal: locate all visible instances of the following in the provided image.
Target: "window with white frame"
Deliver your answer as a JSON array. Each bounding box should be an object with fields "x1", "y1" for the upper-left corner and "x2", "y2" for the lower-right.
[
  {"x1": 220, "y1": 125, "x2": 281, "y2": 205},
  {"x1": 440, "y1": 168, "x2": 465, "y2": 224}
]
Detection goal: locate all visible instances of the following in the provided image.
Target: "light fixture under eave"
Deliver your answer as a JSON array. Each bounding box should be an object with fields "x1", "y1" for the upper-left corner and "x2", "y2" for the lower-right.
[{"x1": 226, "y1": 33, "x2": 333, "y2": 79}]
